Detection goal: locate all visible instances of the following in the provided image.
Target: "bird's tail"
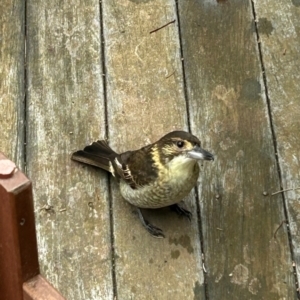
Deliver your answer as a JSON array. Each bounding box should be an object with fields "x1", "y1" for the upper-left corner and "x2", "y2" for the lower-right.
[{"x1": 71, "y1": 140, "x2": 117, "y2": 173}]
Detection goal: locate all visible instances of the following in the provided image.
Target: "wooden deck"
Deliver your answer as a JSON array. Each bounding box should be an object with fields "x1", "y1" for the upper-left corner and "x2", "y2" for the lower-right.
[{"x1": 1, "y1": 0, "x2": 300, "y2": 299}]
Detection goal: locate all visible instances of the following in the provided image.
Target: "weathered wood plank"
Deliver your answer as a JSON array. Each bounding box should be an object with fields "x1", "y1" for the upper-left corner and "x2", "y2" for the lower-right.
[
  {"x1": 0, "y1": 0, "x2": 25, "y2": 166},
  {"x1": 103, "y1": 0, "x2": 205, "y2": 299},
  {"x1": 26, "y1": 1, "x2": 113, "y2": 299},
  {"x1": 179, "y1": 0, "x2": 296, "y2": 299},
  {"x1": 254, "y1": 0, "x2": 300, "y2": 286}
]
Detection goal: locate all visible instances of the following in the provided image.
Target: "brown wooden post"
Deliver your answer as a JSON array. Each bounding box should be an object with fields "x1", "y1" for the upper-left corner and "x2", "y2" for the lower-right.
[{"x1": 0, "y1": 153, "x2": 65, "y2": 300}]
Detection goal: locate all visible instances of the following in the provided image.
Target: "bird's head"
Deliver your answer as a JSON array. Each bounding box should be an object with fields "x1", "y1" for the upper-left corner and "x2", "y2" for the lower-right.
[{"x1": 154, "y1": 131, "x2": 214, "y2": 168}]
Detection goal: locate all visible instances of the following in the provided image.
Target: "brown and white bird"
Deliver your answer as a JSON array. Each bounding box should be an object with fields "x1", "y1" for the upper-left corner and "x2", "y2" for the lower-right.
[{"x1": 71, "y1": 131, "x2": 214, "y2": 238}]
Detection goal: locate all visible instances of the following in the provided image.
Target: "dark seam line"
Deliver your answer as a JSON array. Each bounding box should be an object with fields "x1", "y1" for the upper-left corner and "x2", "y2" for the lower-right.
[
  {"x1": 99, "y1": 1, "x2": 118, "y2": 299},
  {"x1": 175, "y1": 1, "x2": 209, "y2": 299},
  {"x1": 24, "y1": 0, "x2": 28, "y2": 173}
]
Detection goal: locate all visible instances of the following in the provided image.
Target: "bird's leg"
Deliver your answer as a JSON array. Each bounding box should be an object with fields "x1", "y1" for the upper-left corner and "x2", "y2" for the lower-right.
[
  {"x1": 170, "y1": 203, "x2": 192, "y2": 221},
  {"x1": 137, "y1": 208, "x2": 165, "y2": 238}
]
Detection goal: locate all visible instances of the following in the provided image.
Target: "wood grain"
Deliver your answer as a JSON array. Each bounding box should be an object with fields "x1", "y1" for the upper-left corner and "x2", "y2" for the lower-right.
[
  {"x1": 26, "y1": 1, "x2": 113, "y2": 299},
  {"x1": 254, "y1": 0, "x2": 300, "y2": 285},
  {"x1": 3, "y1": 0, "x2": 299, "y2": 298},
  {"x1": 102, "y1": 0, "x2": 205, "y2": 298},
  {"x1": 0, "y1": 0, "x2": 25, "y2": 166},
  {"x1": 179, "y1": 0, "x2": 296, "y2": 298}
]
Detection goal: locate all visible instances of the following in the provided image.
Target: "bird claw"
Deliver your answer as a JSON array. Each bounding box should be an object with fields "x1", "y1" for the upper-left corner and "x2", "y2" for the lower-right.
[
  {"x1": 144, "y1": 222, "x2": 165, "y2": 238},
  {"x1": 170, "y1": 203, "x2": 192, "y2": 221},
  {"x1": 137, "y1": 208, "x2": 165, "y2": 238}
]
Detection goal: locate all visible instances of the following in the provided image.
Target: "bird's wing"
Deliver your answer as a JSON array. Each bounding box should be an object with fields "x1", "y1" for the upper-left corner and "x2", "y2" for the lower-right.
[{"x1": 112, "y1": 146, "x2": 159, "y2": 189}]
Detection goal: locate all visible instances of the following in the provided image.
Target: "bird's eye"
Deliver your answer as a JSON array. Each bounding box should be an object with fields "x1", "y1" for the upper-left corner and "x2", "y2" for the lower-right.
[{"x1": 176, "y1": 141, "x2": 185, "y2": 148}]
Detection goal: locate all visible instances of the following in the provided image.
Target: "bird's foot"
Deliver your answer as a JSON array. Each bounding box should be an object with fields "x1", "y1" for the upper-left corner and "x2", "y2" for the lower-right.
[
  {"x1": 137, "y1": 208, "x2": 165, "y2": 238},
  {"x1": 170, "y1": 203, "x2": 192, "y2": 221}
]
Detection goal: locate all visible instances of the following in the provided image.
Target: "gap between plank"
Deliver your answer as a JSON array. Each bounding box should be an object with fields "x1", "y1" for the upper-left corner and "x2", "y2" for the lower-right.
[
  {"x1": 175, "y1": 1, "x2": 209, "y2": 299},
  {"x1": 99, "y1": 1, "x2": 118, "y2": 299},
  {"x1": 24, "y1": 0, "x2": 28, "y2": 173},
  {"x1": 250, "y1": 1, "x2": 300, "y2": 298}
]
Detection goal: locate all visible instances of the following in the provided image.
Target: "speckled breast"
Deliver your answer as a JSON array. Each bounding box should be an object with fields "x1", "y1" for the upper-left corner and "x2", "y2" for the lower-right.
[{"x1": 119, "y1": 163, "x2": 200, "y2": 209}]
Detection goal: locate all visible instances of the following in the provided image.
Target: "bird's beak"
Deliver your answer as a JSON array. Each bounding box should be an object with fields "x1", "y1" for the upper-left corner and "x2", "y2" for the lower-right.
[{"x1": 187, "y1": 146, "x2": 214, "y2": 161}]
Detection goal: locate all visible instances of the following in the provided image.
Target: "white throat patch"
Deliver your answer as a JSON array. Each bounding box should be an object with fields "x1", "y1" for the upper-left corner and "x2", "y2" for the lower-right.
[{"x1": 167, "y1": 155, "x2": 196, "y2": 173}]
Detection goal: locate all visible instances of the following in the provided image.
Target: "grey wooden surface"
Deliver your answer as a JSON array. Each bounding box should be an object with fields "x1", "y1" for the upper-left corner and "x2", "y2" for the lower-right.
[
  {"x1": 26, "y1": 1, "x2": 112, "y2": 299},
  {"x1": 179, "y1": 0, "x2": 296, "y2": 298},
  {"x1": 255, "y1": 0, "x2": 300, "y2": 287},
  {"x1": 0, "y1": 0, "x2": 299, "y2": 299},
  {"x1": 0, "y1": 0, "x2": 25, "y2": 168},
  {"x1": 103, "y1": 1, "x2": 205, "y2": 299}
]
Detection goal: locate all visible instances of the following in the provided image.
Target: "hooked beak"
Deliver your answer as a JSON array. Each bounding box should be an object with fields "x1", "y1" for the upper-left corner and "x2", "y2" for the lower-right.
[{"x1": 187, "y1": 146, "x2": 214, "y2": 161}]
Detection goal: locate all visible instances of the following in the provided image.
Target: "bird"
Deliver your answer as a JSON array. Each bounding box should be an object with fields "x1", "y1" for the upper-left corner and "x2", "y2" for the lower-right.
[{"x1": 71, "y1": 131, "x2": 214, "y2": 238}]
